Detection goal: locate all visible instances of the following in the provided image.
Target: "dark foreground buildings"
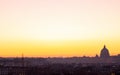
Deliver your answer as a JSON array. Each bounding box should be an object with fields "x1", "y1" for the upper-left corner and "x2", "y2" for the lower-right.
[{"x1": 0, "y1": 45, "x2": 120, "y2": 75}]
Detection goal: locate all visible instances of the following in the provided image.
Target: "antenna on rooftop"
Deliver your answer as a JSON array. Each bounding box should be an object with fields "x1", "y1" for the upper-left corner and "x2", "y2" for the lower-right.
[
  {"x1": 21, "y1": 53, "x2": 24, "y2": 67},
  {"x1": 21, "y1": 53, "x2": 25, "y2": 75}
]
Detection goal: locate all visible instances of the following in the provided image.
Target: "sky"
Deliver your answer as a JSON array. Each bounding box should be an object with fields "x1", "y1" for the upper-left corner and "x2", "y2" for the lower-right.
[{"x1": 0, "y1": 0, "x2": 120, "y2": 57}]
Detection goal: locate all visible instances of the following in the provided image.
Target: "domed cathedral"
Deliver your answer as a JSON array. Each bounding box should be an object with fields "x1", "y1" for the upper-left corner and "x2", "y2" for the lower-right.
[{"x1": 100, "y1": 45, "x2": 110, "y2": 58}]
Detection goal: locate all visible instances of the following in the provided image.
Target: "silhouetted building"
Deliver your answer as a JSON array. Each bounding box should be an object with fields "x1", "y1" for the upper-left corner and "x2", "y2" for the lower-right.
[
  {"x1": 100, "y1": 45, "x2": 110, "y2": 58},
  {"x1": 95, "y1": 54, "x2": 99, "y2": 58}
]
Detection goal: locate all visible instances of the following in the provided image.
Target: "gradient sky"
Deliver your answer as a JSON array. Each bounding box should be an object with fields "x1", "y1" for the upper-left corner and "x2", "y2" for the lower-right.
[{"x1": 0, "y1": 0, "x2": 120, "y2": 57}]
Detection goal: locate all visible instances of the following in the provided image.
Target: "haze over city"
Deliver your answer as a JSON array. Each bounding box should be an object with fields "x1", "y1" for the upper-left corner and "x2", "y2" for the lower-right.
[{"x1": 0, "y1": 0, "x2": 120, "y2": 57}]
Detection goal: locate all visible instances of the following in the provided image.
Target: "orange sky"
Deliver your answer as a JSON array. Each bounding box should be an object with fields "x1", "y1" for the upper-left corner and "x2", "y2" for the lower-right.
[{"x1": 0, "y1": 0, "x2": 120, "y2": 57}]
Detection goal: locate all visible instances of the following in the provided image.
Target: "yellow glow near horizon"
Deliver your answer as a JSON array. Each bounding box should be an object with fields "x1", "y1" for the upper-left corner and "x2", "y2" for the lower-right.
[{"x1": 0, "y1": 0, "x2": 120, "y2": 57}]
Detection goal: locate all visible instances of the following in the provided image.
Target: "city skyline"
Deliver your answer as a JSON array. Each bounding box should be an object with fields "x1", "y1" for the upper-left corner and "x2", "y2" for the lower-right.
[
  {"x1": 0, "y1": 0, "x2": 120, "y2": 57},
  {"x1": 0, "y1": 45, "x2": 119, "y2": 58}
]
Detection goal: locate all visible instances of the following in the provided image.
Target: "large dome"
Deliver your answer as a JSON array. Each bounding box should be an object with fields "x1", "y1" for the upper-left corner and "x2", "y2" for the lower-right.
[{"x1": 100, "y1": 45, "x2": 110, "y2": 58}]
